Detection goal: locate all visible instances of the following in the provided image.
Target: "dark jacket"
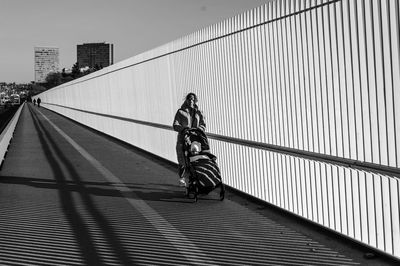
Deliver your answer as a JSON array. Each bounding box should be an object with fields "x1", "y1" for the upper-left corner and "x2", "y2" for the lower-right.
[
  {"x1": 173, "y1": 103, "x2": 206, "y2": 139},
  {"x1": 173, "y1": 103, "x2": 206, "y2": 166}
]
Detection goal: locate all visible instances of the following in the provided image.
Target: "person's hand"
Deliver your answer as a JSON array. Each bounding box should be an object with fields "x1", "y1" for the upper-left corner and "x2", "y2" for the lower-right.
[{"x1": 181, "y1": 127, "x2": 191, "y2": 136}]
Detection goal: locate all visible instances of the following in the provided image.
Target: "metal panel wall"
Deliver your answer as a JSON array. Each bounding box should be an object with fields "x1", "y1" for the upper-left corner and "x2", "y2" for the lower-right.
[{"x1": 36, "y1": 0, "x2": 400, "y2": 259}]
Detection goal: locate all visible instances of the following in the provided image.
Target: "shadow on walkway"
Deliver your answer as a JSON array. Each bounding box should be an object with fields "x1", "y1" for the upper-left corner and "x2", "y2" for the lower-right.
[{"x1": 28, "y1": 105, "x2": 135, "y2": 265}]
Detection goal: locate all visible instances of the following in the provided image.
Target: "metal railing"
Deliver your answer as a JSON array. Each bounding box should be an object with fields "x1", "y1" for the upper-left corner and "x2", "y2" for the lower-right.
[{"x1": 0, "y1": 103, "x2": 25, "y2": 169}]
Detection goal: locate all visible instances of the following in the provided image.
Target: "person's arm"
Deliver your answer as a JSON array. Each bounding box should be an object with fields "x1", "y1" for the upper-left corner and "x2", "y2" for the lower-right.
[
  {"x1": 198, "y1": 111, "x2": 206, "y2": 132},
  {"x1": 173, "y1": 110, "x2": 185, "y2": 132}
]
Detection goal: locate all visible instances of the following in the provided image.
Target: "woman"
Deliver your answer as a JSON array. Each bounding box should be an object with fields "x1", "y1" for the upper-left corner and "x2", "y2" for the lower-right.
[{"x1": 173, "y1": 93, "x2": 206, "y2": 186}]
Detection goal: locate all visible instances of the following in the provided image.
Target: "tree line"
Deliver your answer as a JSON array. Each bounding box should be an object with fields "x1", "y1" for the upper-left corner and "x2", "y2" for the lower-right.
[{"x1": 44, "y1": 62, "x2": 103, "y2": 89}]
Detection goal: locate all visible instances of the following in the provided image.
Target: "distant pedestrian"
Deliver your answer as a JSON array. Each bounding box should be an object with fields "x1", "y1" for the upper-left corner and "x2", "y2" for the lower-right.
[
  {"x1": 33, "y1": 99, "x2": 36, "y2": 106},
  {"x1": 37, "y1": 98, "x2": 41, "y2": 108}
]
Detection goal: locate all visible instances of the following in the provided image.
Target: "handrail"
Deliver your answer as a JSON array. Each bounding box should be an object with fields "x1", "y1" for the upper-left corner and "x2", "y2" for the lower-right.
[{"x1": 44, "y1": 102, "x2": 400, "y2": 179}]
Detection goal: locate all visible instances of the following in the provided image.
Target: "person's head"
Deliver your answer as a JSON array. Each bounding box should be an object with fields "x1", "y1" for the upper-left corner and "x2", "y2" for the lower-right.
[{"x1": 184, "y1": 93, "x2": 198, "y2": 108}]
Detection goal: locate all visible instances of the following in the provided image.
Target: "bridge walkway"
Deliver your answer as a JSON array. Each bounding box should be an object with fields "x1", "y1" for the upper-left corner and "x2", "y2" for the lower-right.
[{"x1": 0, "y1": 103, "x2": 395, "y2": 265}]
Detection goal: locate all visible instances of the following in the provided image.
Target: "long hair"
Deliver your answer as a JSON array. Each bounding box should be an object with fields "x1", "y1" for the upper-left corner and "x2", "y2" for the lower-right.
[{"x1": 184, "y1": 92, "x2": 198, "y2": 103}]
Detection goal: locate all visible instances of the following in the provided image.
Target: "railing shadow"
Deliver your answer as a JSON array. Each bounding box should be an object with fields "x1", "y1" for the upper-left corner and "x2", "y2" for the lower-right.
[
  {"x1": 0, "y1": 176, "x2": 188, "y2": 201},
  {"x1": 28, "y1": 105, "x2": 136, "y2": 265}
]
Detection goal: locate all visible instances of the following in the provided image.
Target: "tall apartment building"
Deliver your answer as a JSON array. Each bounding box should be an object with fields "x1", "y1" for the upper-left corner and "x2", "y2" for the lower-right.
[
  {"x1": 77, "y1": 42, "x2": 114, "y2": 69},
  {"x1": 34, "y1": 47, "x2": 60, "y2": 83}
]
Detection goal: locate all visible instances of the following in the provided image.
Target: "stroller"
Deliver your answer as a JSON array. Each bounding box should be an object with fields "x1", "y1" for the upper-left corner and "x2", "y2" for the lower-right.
[{"x1": 181, "y1": 128, "x2": 225, "y2": 202}]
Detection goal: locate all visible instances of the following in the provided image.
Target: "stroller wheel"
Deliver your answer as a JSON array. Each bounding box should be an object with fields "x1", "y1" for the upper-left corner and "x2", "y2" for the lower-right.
[{"x1": 219, "y1": 184, "x2": 225, "y2": 201}]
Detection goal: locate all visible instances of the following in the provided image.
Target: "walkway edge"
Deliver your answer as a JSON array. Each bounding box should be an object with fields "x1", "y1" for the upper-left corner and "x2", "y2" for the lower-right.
[{"x1": 0, "y1": 103, "x2": 25, "y2": 170}]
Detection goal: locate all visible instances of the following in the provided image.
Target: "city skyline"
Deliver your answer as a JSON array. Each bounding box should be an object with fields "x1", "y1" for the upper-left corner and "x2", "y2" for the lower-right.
[{"x1": 0, "y1": 0, "x2": 270, "y2": 83}]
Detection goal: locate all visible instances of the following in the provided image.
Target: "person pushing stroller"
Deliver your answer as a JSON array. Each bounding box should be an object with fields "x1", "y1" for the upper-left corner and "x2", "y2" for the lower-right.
[{"x1": 173, "y1": 93, "x2": 206, "y2": 187}]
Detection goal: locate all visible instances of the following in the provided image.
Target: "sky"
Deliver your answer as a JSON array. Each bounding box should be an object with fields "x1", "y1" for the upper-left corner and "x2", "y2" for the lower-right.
[{"x1": 0, "y1": 0, "x2": 269, "y2": 84}]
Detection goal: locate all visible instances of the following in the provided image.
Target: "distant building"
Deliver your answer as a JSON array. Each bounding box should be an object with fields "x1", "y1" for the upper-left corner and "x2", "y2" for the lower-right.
[
  {"x1": 77, "y1": 42, "x2": 114, "y2": 69},
  {"x1": 34, "y1": 47, "x2": 60, "y2": 83}
]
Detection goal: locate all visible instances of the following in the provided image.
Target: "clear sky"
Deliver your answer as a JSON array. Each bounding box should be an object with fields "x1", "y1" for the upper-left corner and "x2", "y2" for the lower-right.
[{"x1": 0, "y1": 0, "x2": 269, "y2": 83}]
